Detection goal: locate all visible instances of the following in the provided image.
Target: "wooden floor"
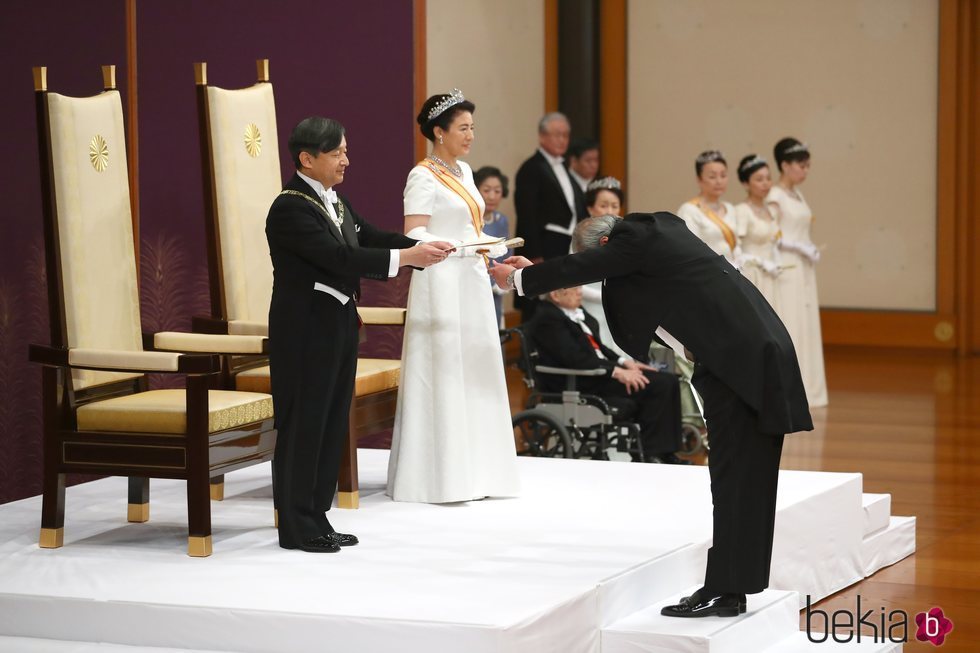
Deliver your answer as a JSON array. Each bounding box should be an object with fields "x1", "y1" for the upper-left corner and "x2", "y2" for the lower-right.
[
  {"x1": 507, "y1": 345, "x2": 980, "y2": 650},
  {"x1": 784, "y1": 347, "x2": 980, "y2": 650}
]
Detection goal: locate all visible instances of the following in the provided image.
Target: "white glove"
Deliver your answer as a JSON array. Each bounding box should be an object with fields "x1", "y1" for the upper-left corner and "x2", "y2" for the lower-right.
[
  {"x1": 761, "y1": 259, "x2": 781, "y2": 277},
  {"x1": 406, "y1": 225, "x2": 463, "y2": 256}
]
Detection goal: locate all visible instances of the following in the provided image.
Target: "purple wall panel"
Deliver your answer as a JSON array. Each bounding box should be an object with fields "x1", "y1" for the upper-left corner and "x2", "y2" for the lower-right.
[
  {"x1": 0, "y1": 0, "x2": 128, "y2": 504},
  {"x1": 0, "y1": 0, "x2": 415, "y2": 504}
]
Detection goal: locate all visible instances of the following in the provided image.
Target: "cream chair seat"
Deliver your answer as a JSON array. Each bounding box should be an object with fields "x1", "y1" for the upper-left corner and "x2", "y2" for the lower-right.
[
  {"x1": 236, "y1": 359, "x2": 400, "y2": 397},
  {"x1": 77, "y1": 390, "x2": 273, "y2": 434}
]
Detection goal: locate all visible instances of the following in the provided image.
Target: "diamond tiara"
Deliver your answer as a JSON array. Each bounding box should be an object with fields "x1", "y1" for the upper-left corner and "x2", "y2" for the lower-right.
[
  {"x1": 427, "y1": 88, "x2": 466, "y2": 121},
  {"x1": 739, "y1": 155, "x2": 767, "y2": 172},
  {"x1": 587, "y1": 176, "x2": 622, "y2": 192},
  {"x1": 784, "y1": 142, "x2": 809, "y2": 155},
  {"x1": 695, "y1": 150, "x2": 725, "y2": 164}
]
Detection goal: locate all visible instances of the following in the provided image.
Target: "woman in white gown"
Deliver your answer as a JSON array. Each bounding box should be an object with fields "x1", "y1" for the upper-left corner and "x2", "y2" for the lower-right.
[
  {"x1": 387, "y1": 89, "x2": 521, "y2": 503},
  {"x1": 766, "y1": 138, "x2": 828, "y2": 407},
  {"x1": 733, "y1": 154, "x2": 782, "y2": 310},
  {"x1": 579, "y1": 176, "x2": 626, "y2": 357},
  {"x1": 676, "y1": 150, "x2": 741, "y2": 265}
]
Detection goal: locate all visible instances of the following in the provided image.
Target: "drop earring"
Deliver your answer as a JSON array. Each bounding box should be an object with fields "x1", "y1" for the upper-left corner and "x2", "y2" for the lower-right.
[{"x1": 438, "y1": 134, "x2": 444, "y2": 145}]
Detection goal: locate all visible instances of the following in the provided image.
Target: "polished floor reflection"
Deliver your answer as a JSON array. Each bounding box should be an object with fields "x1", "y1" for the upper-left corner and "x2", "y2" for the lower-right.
[{"x1": 788, "y1": 347, "x2": 980, "y2": 651}]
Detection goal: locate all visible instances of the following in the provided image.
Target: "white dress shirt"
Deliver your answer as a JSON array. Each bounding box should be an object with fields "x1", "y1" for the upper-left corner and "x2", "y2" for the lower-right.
[
  {"x1": 569, "y1": 168, "x2": 590, "y2": 193},
  {"x1": 538, "y1": 148, "x2": 577, "y2": 234},
  {"x1": 297, "y1": 171, "x2": 400, "y2": 304}
]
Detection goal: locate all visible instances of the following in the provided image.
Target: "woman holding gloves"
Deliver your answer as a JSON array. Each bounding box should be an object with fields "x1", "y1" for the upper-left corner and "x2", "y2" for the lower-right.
[{"x1": 766, "y1": 138, "x2": 827, "y2": 407}]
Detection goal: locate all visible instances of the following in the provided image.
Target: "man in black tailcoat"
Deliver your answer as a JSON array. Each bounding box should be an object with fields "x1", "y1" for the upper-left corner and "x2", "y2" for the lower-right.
[
  {"x1": 490, "y1": 213, "x2": 813, "y2": 617},
  {"x1": 513, "y1": 112, "x2": 586, "y2": 261},
  {"x1": 266, "y1": 117, "x2": 452, "y2": 553},
  {"x1": 526, "y1": 286, "x2": 686, "y2": 463}
]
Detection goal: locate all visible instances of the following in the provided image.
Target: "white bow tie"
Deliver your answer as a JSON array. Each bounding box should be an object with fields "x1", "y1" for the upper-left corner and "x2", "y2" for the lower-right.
[{"x1": 323, "y1": 188, "x2": 338, "y2": 206}]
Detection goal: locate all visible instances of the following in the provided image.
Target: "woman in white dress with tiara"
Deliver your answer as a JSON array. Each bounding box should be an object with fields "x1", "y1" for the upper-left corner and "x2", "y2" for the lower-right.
[
  {"x1": 766, "y1": 138, "x2": 828, "y2": 408},
  {"x1": 733, "y1": 154, "x2": 782, "y2": 310},
  {"x1": 676, "y1": 150, "x2": 741, "y2": 265},
  {"x1": 387, "y1": 89, "x2": 521, "y2": 503}
]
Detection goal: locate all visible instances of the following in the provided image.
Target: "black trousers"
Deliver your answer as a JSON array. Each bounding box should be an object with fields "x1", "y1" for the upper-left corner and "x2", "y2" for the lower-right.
[
  {"x1": 582, "y1": 370, "x2": 682, "y2": 455},
  {"x1": 272, "y1": 296, "x2": 359, "y2": 547},
  {"x1": 692, "y1": 363, "x2": 785, "y2": 595}
]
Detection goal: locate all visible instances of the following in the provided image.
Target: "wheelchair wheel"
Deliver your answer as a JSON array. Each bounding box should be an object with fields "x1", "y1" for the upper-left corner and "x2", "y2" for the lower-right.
[
  {"x1": 513, "y1": 410, "x2": 573, "y2": 458},
  {"x1": 679, "y1": 423, "x2": 705, "y2": 456}
]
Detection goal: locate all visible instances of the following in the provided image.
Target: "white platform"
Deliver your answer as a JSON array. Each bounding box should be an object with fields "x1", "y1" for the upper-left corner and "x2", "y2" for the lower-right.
[{"x1": 0, "y1": 450, "x2": 914, "y2": 652}]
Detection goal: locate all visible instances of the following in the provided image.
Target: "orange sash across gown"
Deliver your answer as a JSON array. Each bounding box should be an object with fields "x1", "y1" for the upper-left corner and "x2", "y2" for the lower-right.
[
  {"x1": 690, "y1": 197, "x2": 737, "y2": 252},
  {"x1": 420, "y1": 160, "x2": 484, "y2": 237}
]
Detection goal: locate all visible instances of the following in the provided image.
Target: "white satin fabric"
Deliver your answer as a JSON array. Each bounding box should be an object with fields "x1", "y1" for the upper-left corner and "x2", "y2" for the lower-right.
[
  {"x1": 767, "y1": 186, "x2": 828, "y2": 407},
  {"x1": 388, "y1": 161, "x2": 521, "y2": 503}
]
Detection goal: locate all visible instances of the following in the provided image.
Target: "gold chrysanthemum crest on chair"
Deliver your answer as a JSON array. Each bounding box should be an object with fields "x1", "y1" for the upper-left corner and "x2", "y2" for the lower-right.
[
  {"x1": 29, "y1": 65, "x2": 277, "y2": 557},
  {"x1": 193, "y1": 59, "x2": 405, "y2": 510}
]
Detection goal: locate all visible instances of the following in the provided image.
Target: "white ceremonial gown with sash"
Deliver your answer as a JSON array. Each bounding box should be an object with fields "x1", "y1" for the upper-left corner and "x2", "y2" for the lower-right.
[{"x1": 388, "y1": 160, "x2": 521, "y2": 503}]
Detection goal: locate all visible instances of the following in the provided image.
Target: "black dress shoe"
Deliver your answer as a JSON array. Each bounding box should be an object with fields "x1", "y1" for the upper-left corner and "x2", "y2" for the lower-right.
[
  {"x1": 661, "y1": 590, "x2": 744, "y2": 618},
  {"x1": 678, "y1": 590, "x2": 747, "y2": 613},
  {"x1": 326, "y1": 532, "x2": 359, "y2": 547},
  {"x1": 281, "y1": 535, "x2": 341, "y2": 553}
]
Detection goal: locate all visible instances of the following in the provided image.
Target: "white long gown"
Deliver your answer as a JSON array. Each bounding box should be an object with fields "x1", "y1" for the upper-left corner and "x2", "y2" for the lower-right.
[
  {"x1": 387, "y1": 161, "x2": 521, "y2": 503},
  {"x1": 733, "y1": 201, "x2": 781, "y2": 310},
  {"x1": 767, "y1": 186, "x2": 828, "y2": 407}
]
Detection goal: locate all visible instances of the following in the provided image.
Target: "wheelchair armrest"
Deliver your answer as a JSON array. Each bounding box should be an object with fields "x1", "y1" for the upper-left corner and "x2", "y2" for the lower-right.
[{"x1": 535, "y1": 365, "x2": 607, "y2": 377}]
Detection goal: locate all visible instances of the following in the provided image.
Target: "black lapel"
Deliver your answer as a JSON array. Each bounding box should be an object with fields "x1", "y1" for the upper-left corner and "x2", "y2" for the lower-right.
[{"x1": 338, "y1": 197, "x2": 358, "y2": 246}]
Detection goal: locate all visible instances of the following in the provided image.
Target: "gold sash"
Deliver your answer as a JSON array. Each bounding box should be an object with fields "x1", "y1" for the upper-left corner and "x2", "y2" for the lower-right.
[
  {"x1": 690, "y1": 197, "x2": 736, "y2": 252},
  {"x1": 420, "y1": 160, "x2": 484, "y2": 237}
]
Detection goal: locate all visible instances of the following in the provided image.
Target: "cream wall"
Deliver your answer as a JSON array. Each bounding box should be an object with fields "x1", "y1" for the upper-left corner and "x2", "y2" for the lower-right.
[
  {"x1": 627, "y1": 0, "x2": 938, "y2": 311},
  {"x1": 426, "y1": 0, "x2": 545, "y2": 225}
]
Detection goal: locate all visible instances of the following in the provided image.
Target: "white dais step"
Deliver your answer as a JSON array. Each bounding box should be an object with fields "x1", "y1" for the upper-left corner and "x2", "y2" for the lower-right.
[
  {"x1": 601, "y1": 587, "x2": 798, "y2": 653},
  {"x1": 0, "y1": 636, "x2": 229, "y2": 653},
  {"x1": 862, "y1": 516, "x2": 916, "y2": 577},
  {"x1": 861, "y1": 494, "x2": 891, "y2": 536},
  {"x1": 763, "y1": 631, "x2": 903, "y2": 652}
]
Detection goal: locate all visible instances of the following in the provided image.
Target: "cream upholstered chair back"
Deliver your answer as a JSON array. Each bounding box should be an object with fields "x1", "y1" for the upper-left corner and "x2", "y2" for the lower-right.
[
  {"x1": 203, "y1": 75, "x2": 280, "y2": 323},
  {"x1": 46, "y1": 88, "x2": 143, "y2": 390}
]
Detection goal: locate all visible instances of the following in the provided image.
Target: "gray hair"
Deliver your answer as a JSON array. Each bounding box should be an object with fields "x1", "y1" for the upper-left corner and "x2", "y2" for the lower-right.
[
  {"x1": 572, "y1": 215, "x2": 620, "y2": 252},
  {"x1": 538, "y1": 112, "x2": 570, "y2": 134}
]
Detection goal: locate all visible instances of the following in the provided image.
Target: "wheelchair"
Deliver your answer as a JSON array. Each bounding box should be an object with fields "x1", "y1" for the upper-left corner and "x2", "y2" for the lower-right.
[
  {"x1": 503, "y1": 327, "x2": 645, "y2": 462},
  {"x1": 648, "y1": 342, "x2": 709, "y2": 455}
]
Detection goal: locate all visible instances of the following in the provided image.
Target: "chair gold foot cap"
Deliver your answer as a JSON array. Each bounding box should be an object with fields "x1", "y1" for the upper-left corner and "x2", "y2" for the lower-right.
[
  {"x1": 39, "y1": 527, "x2": 64, "y2": 548},
  {"x1": 337, "y1": 491, "x2": 359, "y2": 509},
  {"x1": 210, "y1": 482, "x2": 225, "y2": 501},
  {"x1": 188, "y1": 535, "x2": 213, "y2": 557},
  {"x1": 127, "y1": 502, "x2": 150, "y2": 523}
]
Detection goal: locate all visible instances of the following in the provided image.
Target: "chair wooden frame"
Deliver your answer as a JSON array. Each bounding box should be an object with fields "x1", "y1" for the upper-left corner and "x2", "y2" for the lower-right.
[
  {"x1": 193, "y1": 60, "x2": 404, "y2": 509},
  {"x1": 30, "y1": 65, "x2": 277, "y2": 556}
]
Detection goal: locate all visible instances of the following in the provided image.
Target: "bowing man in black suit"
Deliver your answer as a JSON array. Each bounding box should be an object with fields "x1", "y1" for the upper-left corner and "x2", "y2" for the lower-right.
[
  {"x1": 266, "y1": 117, "x2": 453, "y2": 553},
  {"x1": 490, "y1": 213, "x2": 813, "y2": 617},
  {"x1": 513, "y1": 112, "x2": 587, "y2": 261},
  {"x1": 526, "y1": 286, "x2": 685, "y2": 463}
]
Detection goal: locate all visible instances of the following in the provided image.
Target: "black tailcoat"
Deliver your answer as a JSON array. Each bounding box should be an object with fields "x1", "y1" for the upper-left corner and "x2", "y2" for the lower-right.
[
  {"x1": 519, "y1": 211, "x2": 813, "y2": 593},
  {"x1": 519, "y1": 212, "x2": 812, "y2": 436},
  {"x1": 266, "y1": 173, "x2": 415, "y2": 546},
  {"x1": 514, "y1": 150, "x2": 586, "y2": 260}
]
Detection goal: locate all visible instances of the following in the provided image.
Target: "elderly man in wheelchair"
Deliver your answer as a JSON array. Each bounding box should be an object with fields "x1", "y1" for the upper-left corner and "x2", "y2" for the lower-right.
[{"x1": 516, "y1": 286, "x2": 689, "y2": 464}]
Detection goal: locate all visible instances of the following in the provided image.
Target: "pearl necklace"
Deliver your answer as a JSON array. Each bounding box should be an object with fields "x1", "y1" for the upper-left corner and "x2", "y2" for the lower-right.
[{"x1": 427, "y1": 154, "x2": 462, "y2": 178}]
